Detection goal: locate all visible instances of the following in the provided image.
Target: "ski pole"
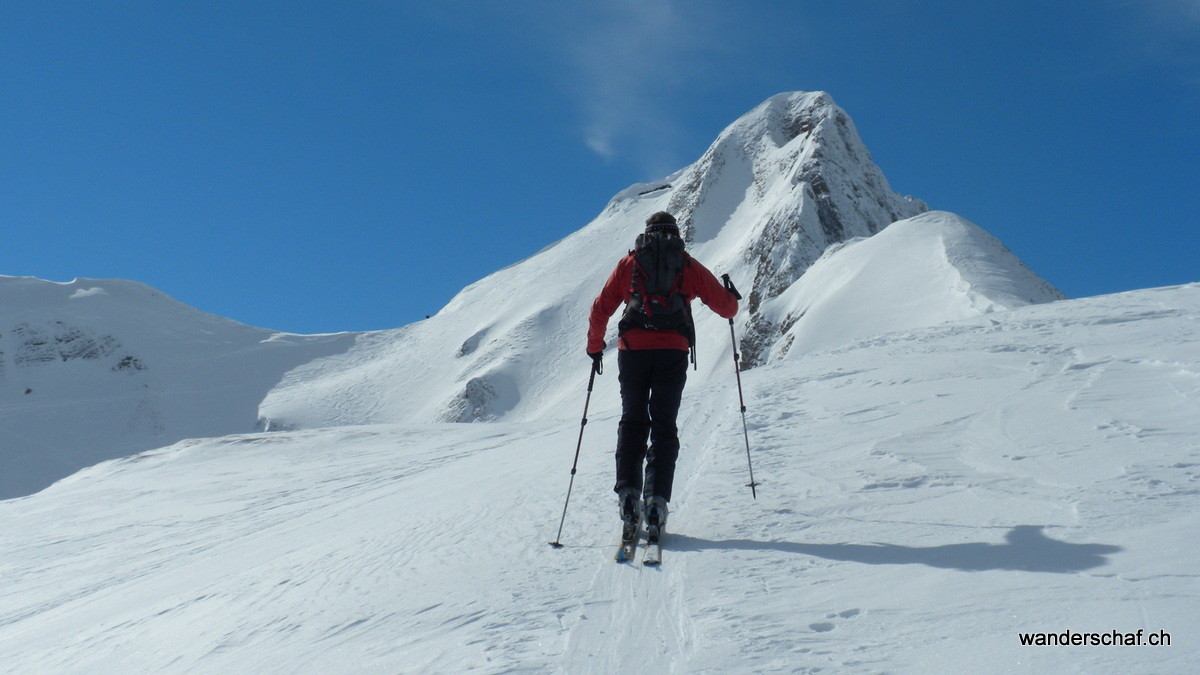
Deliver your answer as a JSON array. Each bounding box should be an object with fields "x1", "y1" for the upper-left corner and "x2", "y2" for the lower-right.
[
  {"x1": 549, "y1": 359, "x2": 601, "y2": 547},
  {"x1": 722, "y1": 274, "x2": 760, "y2": 499}
]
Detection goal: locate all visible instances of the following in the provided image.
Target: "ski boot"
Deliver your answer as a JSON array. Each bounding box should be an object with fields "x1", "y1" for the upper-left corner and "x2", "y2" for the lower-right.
[
  {"x1": 644, "y1": 495, "x2": 668, "y2": 544},
  {"x1": 618, "y1": 487, "x2": 642, "y2": 543}
]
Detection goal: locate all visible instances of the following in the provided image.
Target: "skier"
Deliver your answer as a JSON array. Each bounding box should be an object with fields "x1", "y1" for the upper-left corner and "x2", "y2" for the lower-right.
[{"x1": 587, "y1": 211, "x2": 739, "y2": 556}]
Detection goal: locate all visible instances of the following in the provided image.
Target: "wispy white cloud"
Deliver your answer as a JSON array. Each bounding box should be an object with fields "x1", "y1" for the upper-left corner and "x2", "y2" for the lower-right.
[
  {"x1": 1158, "y1": 0, "x2": 1200, "y2": 23},
  {"x1": 528, "y1": 0, "x2": 722, "y2": 176},
  {"x1": 1083, "y1": 1, "x2": 1200, "y2": 89},
  {"x1": 1113, "y1": 0, "x2": 1200, "y2": 58}
]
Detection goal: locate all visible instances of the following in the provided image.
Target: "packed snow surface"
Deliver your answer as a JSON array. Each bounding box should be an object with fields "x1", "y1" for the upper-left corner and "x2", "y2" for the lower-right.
[{"x1": 2, "y1": 283, "x2": 1197, "y2": 672}]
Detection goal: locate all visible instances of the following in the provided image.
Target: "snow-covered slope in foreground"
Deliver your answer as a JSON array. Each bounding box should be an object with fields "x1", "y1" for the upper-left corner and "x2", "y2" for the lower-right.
[{"x1": 2, "y1": 283, "x2": 1197, "y2": 672}]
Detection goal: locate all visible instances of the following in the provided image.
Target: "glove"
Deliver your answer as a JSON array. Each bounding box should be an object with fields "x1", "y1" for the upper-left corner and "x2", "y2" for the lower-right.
[{"x1": 588, "y1": 351, "x2": 604, "y2": 374}]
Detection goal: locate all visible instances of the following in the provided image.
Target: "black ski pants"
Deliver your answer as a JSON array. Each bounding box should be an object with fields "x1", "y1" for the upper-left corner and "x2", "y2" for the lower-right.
[{"x1": 614, "y1": 349, "x2": 689, "y2": 502}]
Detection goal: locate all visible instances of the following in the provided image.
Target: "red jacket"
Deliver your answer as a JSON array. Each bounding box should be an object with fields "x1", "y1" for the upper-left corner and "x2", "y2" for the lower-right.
[{"x1": 588, "y1": 252, "x2": 739, "y2": 353}]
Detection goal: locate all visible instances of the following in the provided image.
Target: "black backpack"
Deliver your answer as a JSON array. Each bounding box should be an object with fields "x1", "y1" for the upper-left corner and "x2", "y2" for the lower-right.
[{"x1": 618, "y1": 229, "x2": 696, "y2": 347}]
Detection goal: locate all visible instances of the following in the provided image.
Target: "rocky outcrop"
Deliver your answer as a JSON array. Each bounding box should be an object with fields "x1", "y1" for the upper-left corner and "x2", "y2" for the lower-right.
[
  {"x1": 6, "y1": 321, "x2": 144, "y2": 374},
  {"x1": 652, "y1": 92, "x2": 928, "y2": 367}
]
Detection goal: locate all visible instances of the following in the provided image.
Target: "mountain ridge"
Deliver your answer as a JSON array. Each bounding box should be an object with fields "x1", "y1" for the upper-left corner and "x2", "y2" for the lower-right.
[{"x1": 2, "y1": 91, "x2": 1061, "y2": 498}]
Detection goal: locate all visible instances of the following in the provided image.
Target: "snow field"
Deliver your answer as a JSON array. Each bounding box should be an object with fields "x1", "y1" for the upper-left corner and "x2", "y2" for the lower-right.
[{"x1": 2, "y1": 283, "x2": 1197, "y2": 672}]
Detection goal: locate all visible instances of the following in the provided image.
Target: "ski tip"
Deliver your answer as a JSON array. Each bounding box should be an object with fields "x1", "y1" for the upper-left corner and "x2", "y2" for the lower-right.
[{"x1": 616, "y1": 542, "x2": 637, "y2": 562}]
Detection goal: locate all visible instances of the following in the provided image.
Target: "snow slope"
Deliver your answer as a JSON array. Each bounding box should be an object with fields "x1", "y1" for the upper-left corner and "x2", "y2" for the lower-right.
[
  {"x1": 2, "y1": 283, "x2": 1196, "y2": 672},
  {"x1": 3, "y1": 92, "x2": 1061, "y2": 499},
  {"x1": 753, "y1": 210, "x2": 1065, "y2": 360},
  {"x1": 0, "y1": 276, "x2": 355, "y2": 499}
]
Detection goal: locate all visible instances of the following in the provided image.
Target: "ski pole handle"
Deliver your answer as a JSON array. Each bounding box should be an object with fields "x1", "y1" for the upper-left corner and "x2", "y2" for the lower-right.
[
  {"x1": 588, "y1": 351, "x2": 604, "y2": 375},
  {"x1": 721, "y1": 274, "x2": 742, "y2": 300}
]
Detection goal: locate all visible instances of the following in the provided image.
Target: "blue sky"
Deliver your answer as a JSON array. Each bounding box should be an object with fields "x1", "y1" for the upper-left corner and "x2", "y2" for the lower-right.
[{"x1": 3, "y1": 1, "x2": 1197, "y2": 333}]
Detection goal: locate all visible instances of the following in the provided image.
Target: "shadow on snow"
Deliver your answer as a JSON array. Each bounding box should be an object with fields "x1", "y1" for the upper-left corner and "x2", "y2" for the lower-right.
[{"x1": 668, "y1": 525, "x2": 1121, "y2": 573}]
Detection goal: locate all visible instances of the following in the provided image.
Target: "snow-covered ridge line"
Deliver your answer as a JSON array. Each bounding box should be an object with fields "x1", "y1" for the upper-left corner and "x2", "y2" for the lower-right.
[{"x1": 742, "y1": 211, "x2": 1065, "y2": 362}]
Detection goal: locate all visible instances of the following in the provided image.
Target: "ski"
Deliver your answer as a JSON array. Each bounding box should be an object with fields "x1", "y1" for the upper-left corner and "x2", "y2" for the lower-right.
[
  {"x1": 615, "y1": 520, "x2": 639, "y2": 563},
  {"x1": 615, "y1": 538, "x2": 638, "y2": 563},
  {"x1": 642, "y1": 530, "x2": 662, "y2": 566},
  {"x1": 642, "y1": 541, "x2": 661, "y2": 566}
]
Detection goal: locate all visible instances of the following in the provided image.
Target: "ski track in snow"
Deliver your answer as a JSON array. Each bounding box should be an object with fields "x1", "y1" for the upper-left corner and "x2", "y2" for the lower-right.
[{"x1": 1, "y1": 286, "x2": 1198, "y2": 672}]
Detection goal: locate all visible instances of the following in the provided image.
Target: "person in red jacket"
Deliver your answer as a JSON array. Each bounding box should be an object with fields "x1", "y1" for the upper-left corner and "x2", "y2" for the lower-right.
[{"x1": 587, "y1": 211, "x2": 739, "y2": 539}]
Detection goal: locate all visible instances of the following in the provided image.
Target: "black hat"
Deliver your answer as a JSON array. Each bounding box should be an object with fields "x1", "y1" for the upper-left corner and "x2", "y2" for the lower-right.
[{"x1": 645, "y1": 211, "x2": 679, "y2": 234}]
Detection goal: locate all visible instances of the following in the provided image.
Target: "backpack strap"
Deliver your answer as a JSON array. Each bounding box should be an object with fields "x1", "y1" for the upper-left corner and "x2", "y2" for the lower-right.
[{"x1": 628, "y1": 257, "x2": 655, "y2": 318}]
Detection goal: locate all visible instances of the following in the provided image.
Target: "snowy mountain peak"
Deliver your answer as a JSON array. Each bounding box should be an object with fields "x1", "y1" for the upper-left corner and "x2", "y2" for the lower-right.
[
  {"x1": 604, "y1": 91, "x2": 921, "y2": 240},
  {"x1": 706, "y1": 90, "x2": 838, "y2": 150},
  {"x1": 598, "y1": 93, "x2": 930, "y2": 365},
  {"x1": 605, "y1": 91, "x2": 928, "y2": 365}
]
